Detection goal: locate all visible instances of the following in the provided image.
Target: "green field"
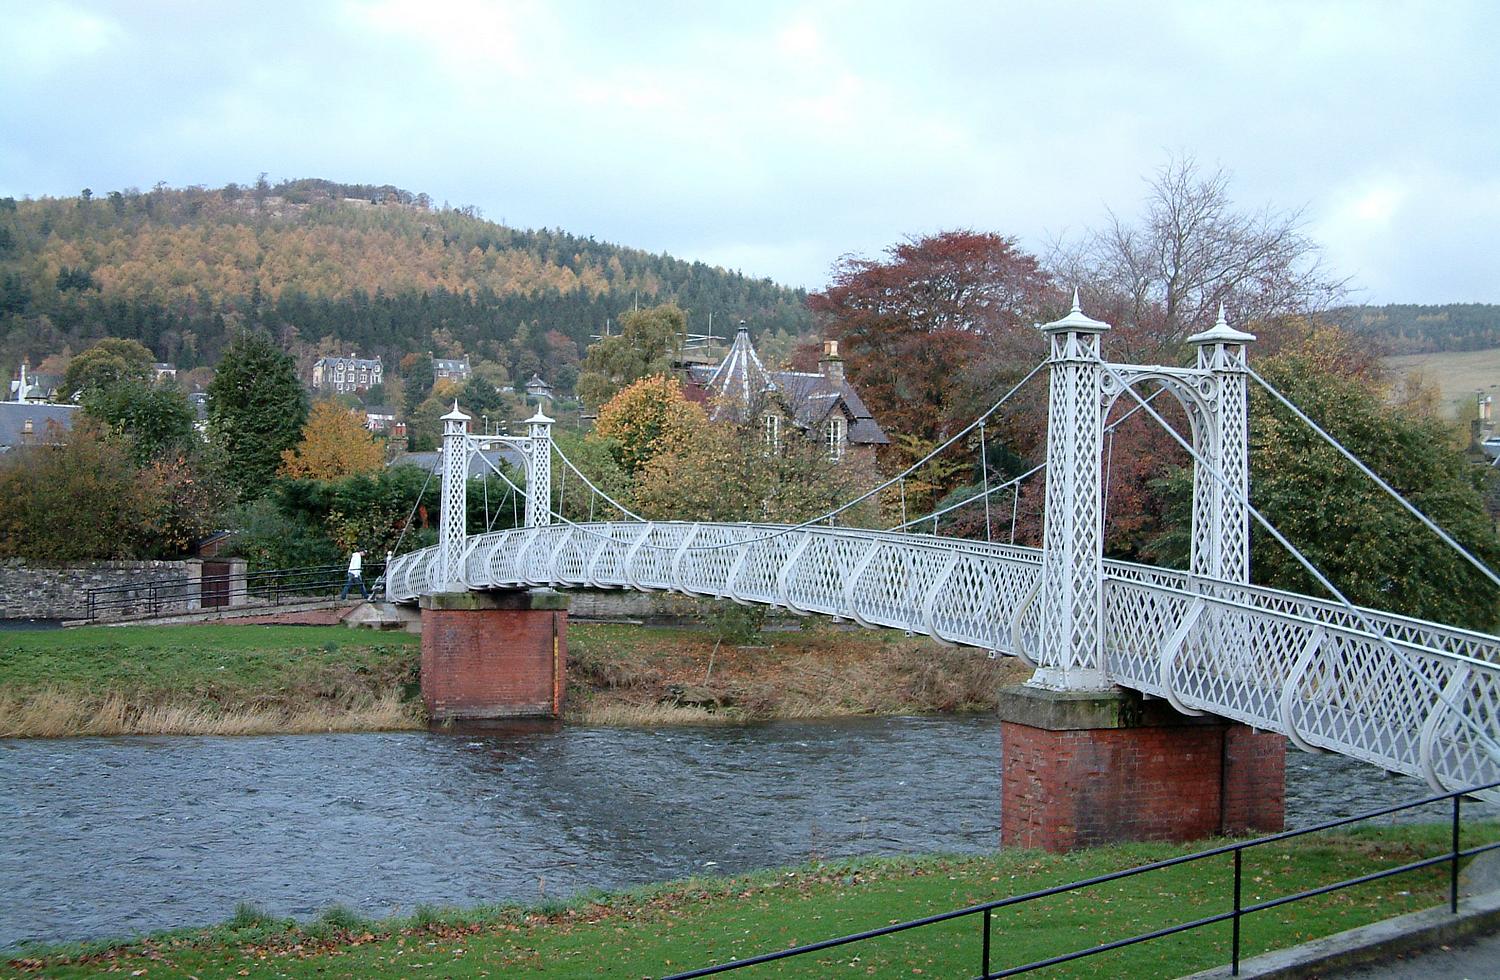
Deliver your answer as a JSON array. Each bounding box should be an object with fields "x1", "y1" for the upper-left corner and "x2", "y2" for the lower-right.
[
  {"x1": 12, "y1": 823, "x2": 1492, "y2": 979},
  {"x1": 0, "y1": 625, "x2": 423, "y2": 736},
  {"x1": 1383, "y1": 347, "x2": 1500, "y2": 416}
]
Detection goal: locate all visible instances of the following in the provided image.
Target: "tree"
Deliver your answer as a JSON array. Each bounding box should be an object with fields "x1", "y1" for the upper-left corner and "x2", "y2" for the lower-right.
[
  {"x1": 82, "y1": 379, "x2": 196, "y2": 464},
  {"x1": 808, "y1": 230, "x2": 1053, "y2": 449},
  {"x1": 207, "y1": 331, "x2": 309, "y2": 498},
  {"x1": 575, "y1": 304, "x2": 685, "y2": 408},
  {"x1": 0, "y1": 422, "x2": 155, "y2": 560},
  {"x1": 592, "y1": 375, "x2": 705, "y2": 476},
  {"x1": 1056, "y1": 155, "x2": 1347, "y2": 359},
  {"x1": 61, "y1": 338, "x2": 155, "y2": 400},
  {"x1": 280, "y1": 400, "x2": 385, "y2": 480},
  {"x1": 460, "y1": 376, "x2": 506, "y2": 420},
  {"x1": 633, "y1": 422, "x2": 878, "y2": 525}
]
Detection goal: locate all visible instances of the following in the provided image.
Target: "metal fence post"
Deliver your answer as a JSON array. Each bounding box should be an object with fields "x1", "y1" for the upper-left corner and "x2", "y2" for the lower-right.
[
  {"x1": 1232, "y1": 848, "x2": 1243, "y2": 976},
  {"x1": 981, "y1": 908, "x2": 993, "y2": 978},
  {"x1": 1451, "y1": 793, "x2": 1462, "y2": 914}
]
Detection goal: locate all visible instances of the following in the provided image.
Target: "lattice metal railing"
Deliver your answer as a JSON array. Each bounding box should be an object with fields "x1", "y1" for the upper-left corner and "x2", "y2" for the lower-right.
[{"x1": 386, "y1": 520, "x2": 1500, "y2": 796}]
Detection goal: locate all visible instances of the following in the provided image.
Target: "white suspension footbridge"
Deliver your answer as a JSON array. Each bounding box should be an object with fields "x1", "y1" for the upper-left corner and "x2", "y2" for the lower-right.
[{"x1": 387, "y1": 299, "x2": 1500, "y2": 799}]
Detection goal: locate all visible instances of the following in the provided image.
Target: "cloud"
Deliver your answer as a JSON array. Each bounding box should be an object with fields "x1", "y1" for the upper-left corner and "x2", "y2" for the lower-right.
[{"x1": 0, "y1": 2, "x2": 122, "y2": 82}]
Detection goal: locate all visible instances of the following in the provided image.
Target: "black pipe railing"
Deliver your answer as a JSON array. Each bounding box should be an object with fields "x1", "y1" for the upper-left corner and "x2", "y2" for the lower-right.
[
  {"x1": 82, "y1": 563, "x2": 386, "y2": 622},
  {"x1": 663, "y1": 780, "x2": 1500, "y2": 979}
]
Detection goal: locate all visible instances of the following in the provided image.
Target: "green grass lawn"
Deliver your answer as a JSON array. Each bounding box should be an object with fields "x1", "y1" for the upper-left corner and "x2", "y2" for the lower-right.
[
  {"x1": 15, "y1": 823, "x2": 1494, "y2": 979},
  {"x1": 0, "y1": 624, "x2": 419, "y2": 696}
]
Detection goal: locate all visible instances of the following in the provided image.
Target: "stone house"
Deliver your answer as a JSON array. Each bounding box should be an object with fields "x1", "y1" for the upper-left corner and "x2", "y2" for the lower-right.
[
  {"x1": 683, "y1": 324, "x2": 888, "y2": 465},
  {"x1": 311, "y1": 354, "x2": 383, "y2": 394},
  {"x1": 433, "y1": 356, "x2": 472, "y2": 384}
]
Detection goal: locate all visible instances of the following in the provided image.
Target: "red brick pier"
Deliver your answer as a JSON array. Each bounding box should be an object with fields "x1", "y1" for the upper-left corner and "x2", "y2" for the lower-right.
[
  {"x1": 998, "y1": 685, "x2": 1285, "y2": 852},
  {"x1": 418, "y1": 589, "x2": 568, "y2": 722}
]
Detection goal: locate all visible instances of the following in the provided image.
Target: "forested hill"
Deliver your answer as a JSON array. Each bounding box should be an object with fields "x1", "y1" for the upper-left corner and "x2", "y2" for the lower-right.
[
  {"x1": 0, "y1": 178, "x2": 813, "y2": 392},
  {"x1": 1326, "y1": 303, "x2": 1500, "y2": 354}
]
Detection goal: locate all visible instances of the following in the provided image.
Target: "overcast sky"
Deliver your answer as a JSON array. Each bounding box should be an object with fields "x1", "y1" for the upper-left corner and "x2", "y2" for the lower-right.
[{"x1": 3, "y1": 1, "x2": 1496, "y2": 304}]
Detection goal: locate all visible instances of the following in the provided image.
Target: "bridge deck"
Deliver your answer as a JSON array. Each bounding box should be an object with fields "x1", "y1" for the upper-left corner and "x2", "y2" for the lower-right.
[{"x1": 387, "y1": 521, "x2": 1500, "y2": 798}]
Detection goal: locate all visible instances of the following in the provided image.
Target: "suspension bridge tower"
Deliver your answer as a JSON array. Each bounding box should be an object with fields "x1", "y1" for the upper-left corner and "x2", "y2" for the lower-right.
[
  {"x1": 417, "y1": 404, "x2": 569, "y2": 723},
  {"x1": 997, "y1": 298, "x2": 1286, "y2": 851}
]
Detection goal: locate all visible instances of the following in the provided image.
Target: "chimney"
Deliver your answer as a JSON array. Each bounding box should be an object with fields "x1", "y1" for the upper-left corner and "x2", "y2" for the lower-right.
[{"x1": 819, "y1": 339, "x2": 844, "y2": 385}]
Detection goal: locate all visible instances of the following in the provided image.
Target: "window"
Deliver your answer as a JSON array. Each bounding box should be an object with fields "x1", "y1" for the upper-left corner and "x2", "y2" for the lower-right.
[
  {"x1": 826, "y1": 416, "x2": 846, "y2": 461},
  {"x1": 763, "y1": 413, "x2": 781, "y2": 453}
]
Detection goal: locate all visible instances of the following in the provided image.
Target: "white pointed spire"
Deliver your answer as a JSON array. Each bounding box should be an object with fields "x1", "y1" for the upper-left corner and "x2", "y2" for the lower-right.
[
  {"x1": 441, "y1": 400, "x2": 470, "y2": 421},
  {"x1": 1186, "y1": 304, "x2": 1256, "y2": 345},
  {"x1": 1039, "y1": 288, "x2": 1110, "y2": 334},
  {"x1": 703, "y1": 318, "x2": 775, "y2": 421}
]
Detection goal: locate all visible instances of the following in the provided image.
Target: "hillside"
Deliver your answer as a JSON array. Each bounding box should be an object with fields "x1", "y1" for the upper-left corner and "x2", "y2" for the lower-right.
[
  {"x1": 0, "y1": 179, "x2": 813, "y2": 393},
  {"x1": 1326, "y1": 302, "x2": 1500, "y2": 354}
]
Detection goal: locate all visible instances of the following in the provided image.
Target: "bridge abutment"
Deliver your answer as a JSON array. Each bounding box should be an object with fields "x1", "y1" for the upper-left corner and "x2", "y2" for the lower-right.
[
  {"x1": 998, "y1": 685, "x2": 1284, "y2": 852},
  {"x1": 419, "y1": 589, "x2": 568, "y2": 722}
]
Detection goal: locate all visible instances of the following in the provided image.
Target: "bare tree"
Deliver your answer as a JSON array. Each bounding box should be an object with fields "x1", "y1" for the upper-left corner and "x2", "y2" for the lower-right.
[{"x1": 1053, "y1": 156, "x2": 1348, "y2": 358}]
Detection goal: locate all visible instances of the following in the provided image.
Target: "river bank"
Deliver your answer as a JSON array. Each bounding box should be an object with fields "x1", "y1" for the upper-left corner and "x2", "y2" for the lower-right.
[
  {"x1": 11, "y1": 824, "x2": 1490, "y2": 978},
  {"x1": 0, "y1": 620, "x2": 1026, "y2": 737}
]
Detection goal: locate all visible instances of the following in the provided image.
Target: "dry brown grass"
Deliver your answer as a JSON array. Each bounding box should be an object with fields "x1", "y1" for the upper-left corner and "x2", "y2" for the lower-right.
[
  {"x1": 567, "y1": 624, "x2": 1030, "y2": 725},
  {"x1": 0, "y1": 687, "x2": 423, "y2": 737}
]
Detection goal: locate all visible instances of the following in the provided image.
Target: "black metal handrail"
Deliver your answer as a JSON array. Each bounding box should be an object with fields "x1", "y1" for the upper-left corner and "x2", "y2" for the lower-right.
[
  {"x1": 82, "y1": 563, "x2": 387, "y2": 622},
  {"x1": 663, "y1": 780, "x2": 1500, "y2": 979}
]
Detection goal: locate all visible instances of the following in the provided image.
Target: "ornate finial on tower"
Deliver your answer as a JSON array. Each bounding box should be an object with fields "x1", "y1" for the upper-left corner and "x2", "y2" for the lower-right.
[
  {"x1": 1186, "y1": 305, "x2": 1256, "y2": 345},
  {"x1": 1040, "y1": 289, "x2": 1110, "y2": 334},
  {"x1": 441, "y1": 400, "x2": 470, "y2": 422}
]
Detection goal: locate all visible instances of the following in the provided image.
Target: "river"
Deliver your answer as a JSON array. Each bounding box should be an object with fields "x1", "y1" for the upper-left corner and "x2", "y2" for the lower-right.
[{"x1": 1, "y1": 716, "x2": 1489, "y2": 949}]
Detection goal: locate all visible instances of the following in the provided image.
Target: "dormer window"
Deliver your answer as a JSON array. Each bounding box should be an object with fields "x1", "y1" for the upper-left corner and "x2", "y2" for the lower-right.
[{"x1": 826, "y1": 416, "x2": 846, "y2": 461}]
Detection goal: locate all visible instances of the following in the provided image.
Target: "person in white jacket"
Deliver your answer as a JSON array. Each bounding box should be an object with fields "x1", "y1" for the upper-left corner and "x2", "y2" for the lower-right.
[{"x1": 339, "y1": 550, "x2": 369, "y2": 600}]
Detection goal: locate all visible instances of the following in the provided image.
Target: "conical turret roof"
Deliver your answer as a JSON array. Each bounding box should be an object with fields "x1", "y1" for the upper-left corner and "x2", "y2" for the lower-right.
[{"x1": 703, "y1": 320, "x2": 775, "y2": 421}]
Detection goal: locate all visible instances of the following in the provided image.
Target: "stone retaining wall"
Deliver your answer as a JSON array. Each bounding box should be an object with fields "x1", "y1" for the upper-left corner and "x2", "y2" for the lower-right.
[{"x1": 0, "y1": 559, "x2": 204, "y2": 620}]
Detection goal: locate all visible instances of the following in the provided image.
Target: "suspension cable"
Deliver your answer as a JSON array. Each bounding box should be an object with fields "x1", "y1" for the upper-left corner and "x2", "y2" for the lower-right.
[
  {"x1": 520, "y1": 358, "x2": 1050, "y2": 554},
  {"x1": 887, "y1": 463, "x2": 1046, "y2": 531},
  {"x1": 389, "y1": 453, "x2": 441, "y2": 556},
  {"x1": 979, "y1": 421, "x2": 993, "y2": 542},
  {"x1": 552, "y1": 441, "x2": 643, "y2": 520},
  {"x1": 1248, "y1": 367, "x2": 1500, "y2": 593},
  {"x1": 1103, "y1": 362, "x2": 1500, "y2": 765}
]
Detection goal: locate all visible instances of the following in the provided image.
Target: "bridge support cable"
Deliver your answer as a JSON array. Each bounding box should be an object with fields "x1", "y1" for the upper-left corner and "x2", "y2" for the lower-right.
[
  {"x1": 1101, "y1": 361, "x2": 1500, "y2": 777},
  {"x1": 518, "y1": 357, "x2": 1052, "y2": 558},
  {"x1": 1248, "y1": 367, "x2": 1500, "y2": 594},
  {"x1": 883, "y1": 386, "x2": 1168, "y2": 540},
  {"x1": 551, "y1": 441, "x2": 644, "y2": 521}
]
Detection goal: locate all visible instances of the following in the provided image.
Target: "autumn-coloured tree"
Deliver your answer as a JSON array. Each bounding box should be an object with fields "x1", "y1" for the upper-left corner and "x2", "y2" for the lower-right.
[
  {"x1": 280, "y1": 400, "x2": 385, "y2": 480},
  {"x1": 633, "y1": 423, "x2": 878, "y2": 526},
  {"x1": 808, "y1": 230, "x2": 1054, "y2": 451},
  {"x1": 592, "y1": 375, "x2": 705, "y2": 476}
]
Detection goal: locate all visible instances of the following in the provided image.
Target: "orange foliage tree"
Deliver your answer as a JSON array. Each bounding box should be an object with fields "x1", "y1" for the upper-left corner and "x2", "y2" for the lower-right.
[
  {"x1": 279, "y1": 401, "x2": 384, "y2": 480},
  {"x1": 592, "y1": 375, "x2": 705, "y2": 477}
]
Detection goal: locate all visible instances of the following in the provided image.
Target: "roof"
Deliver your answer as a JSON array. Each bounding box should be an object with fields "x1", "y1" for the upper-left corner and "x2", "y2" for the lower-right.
[
  {"x1": 700, "y1": 322, "x2": 774, "y2": 422},
  {"x1": 0, "y1": 403, "x2": 80, "y2": 449},
  {"x1": 769, "y1": 370, "x2": 889, "y2": 445},
  {"x1": 363, "y1": 405, "x2": 398, "y2": 416},
  {"x1": 315, "y1": 355, "x2": 382, "y2": 368},
  {"x1": 434, "y1": 357, "x2": 471, "y2": 371},
  {"x1": 685, "y1": 331, "x2": 889, "y2": 445},
  {"x1": 389, "y1": 444, "x2": 527, "y2": 479}
]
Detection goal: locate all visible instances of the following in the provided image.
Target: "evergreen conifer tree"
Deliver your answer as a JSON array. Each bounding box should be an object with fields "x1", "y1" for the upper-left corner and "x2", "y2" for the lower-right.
[{"x1": 207, "y1": 331, "x2": 309, "y2": 498}]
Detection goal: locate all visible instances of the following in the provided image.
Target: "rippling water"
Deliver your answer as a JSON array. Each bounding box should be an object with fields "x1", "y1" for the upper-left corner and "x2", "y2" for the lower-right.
[{"x1": 1, "y1": 717, "x2": 1489, "y2": 948}]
